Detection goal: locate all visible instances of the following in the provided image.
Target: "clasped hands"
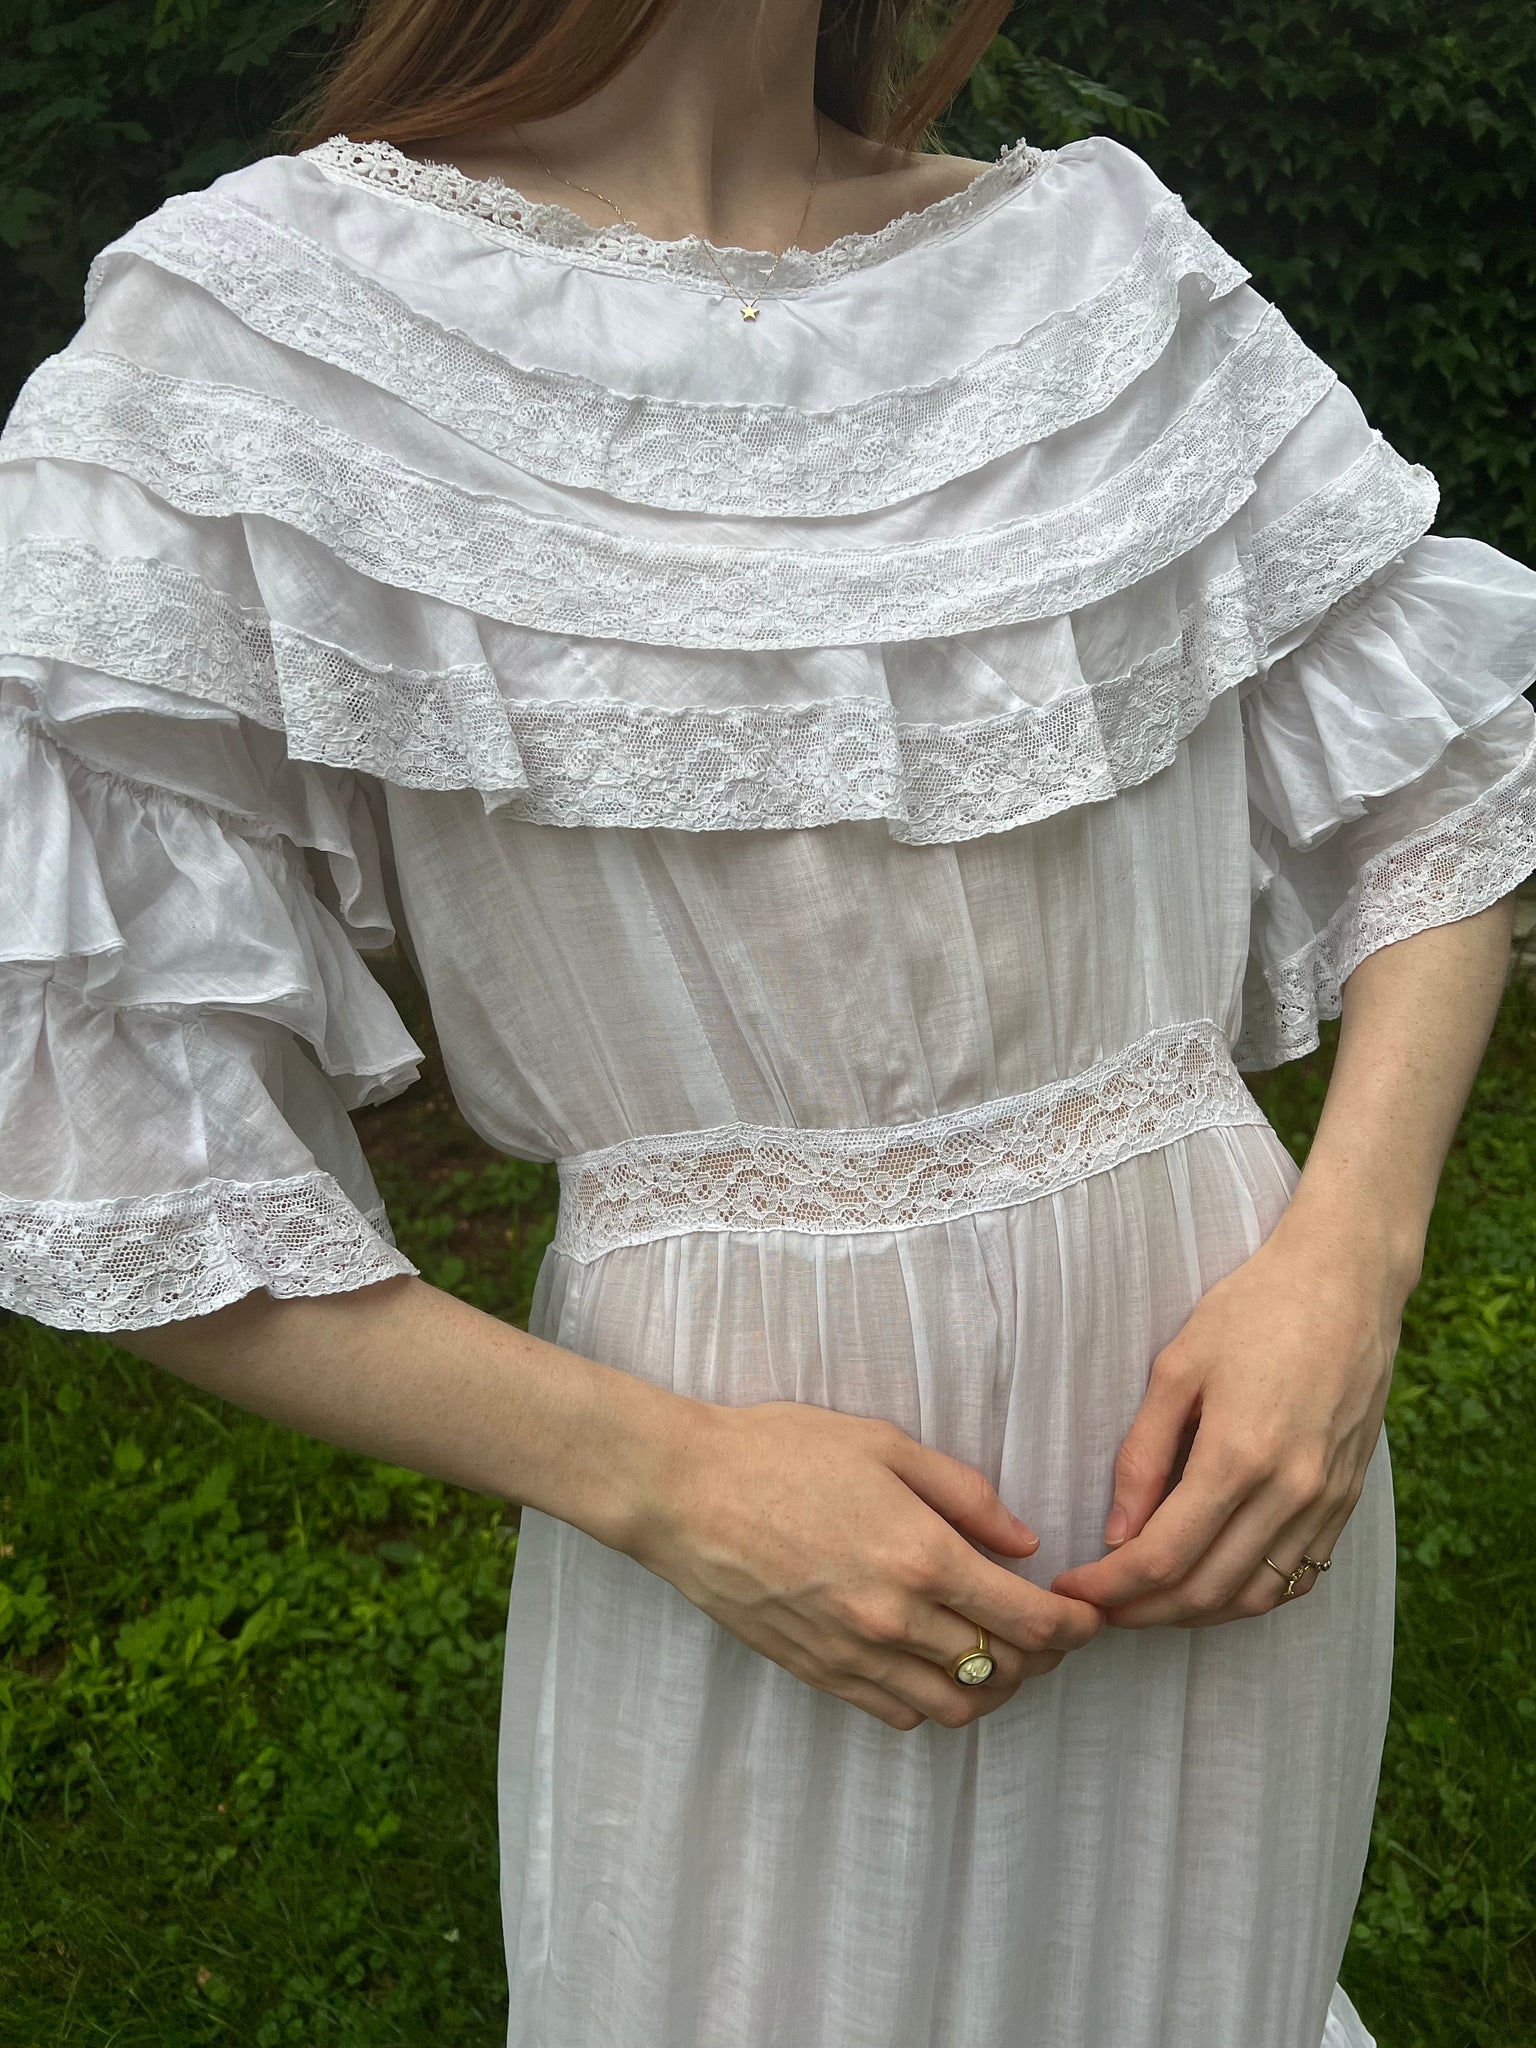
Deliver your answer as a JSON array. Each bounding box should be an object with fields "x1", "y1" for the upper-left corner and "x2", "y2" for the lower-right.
[{"x1": 633, "y1": 1219, "x2": 1407, "y2": 1734}]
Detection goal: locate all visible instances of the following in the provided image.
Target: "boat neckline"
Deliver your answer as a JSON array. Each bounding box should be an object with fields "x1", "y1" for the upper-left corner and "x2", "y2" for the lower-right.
[{"x1": 298, "y1": 131, "x2": 1056, "y2": 295}]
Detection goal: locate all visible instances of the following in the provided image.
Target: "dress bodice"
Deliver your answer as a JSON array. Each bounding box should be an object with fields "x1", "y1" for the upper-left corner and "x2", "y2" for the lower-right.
[
  {"x1": 3, "y1": 122, "x2": 1534, "y2": 1329},
  {"x1": 386, "y1": 694, "x2": 1252, "y2": 1161}
]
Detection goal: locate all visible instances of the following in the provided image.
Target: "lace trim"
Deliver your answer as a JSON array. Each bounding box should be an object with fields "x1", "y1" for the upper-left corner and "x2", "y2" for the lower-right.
[
  {"x1": 91, "y1": 190, "x2": 1247, "y2": 519},
  {"x1": 4, "y1": 546, "x2": 1253, "y2": 838},
  {"x1": 299, "y1": 134, "x2": 1055, "y2": 296},
  {"x1": 0, "y1": 542, "x2": 528, "y2": 794},
  {"x1": 1247, "y1": 446, "x2": 1442, "y2": 647},
  {"x1": 0, "y1": 447, "x2": 1435, "y2": 839},
  {"x1": 0, "y1": 1171, "x2": 415, "y2": 1332},
  {"x1": 3, "y1": 312, "x2": 1345, "y2": 646},
  {"x1": 492, "y1": 612, "x2": 1257, "y2": 837},
  {"x1": 1234, "y1": 721, "x2": 1536, "y2": 1069},
  {"x1": 551, "y1": 1019, "x2": 1267, "y2": 1261}
]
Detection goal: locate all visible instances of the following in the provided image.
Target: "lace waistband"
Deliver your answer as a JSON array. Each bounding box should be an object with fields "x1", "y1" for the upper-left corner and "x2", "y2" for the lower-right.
[{"x1": 551, "y1": 1018, "x2": 1267, "y2": 1263}]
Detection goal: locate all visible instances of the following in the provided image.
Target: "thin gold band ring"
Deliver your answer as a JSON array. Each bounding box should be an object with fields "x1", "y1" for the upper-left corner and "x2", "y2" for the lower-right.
[{"x1": 1263, "y1": 1552, "x2": 1333, "y2": 1600}]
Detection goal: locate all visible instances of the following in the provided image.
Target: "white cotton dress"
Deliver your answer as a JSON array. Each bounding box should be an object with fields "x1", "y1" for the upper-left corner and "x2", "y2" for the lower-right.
[{"x1": 4, "y1": 126, "x2": 1536, "y2": 2048}]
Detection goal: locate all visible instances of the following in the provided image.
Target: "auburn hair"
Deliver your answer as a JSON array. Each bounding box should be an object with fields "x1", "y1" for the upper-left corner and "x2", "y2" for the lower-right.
[{"x1": 283, "y1": 0, "x2": 1011, "y2": 156}]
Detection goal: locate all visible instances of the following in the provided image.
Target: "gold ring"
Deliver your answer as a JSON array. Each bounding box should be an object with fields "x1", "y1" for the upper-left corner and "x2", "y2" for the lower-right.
[
  {"x1": 949, "y1": 1626, "x2": 995, "y2": 1686},
  {"x1": 1263, "y1": 1553, "x2": 1330, "y2": 1600}
]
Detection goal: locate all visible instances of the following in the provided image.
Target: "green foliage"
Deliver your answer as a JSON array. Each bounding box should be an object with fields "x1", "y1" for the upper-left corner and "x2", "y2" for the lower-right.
[
  {"x1": 0, "y1": 0, "x2": 355, "y2": 400},
  {"x1": 948, "y1": 2, "x2": 1536, "y2": 558},
  {"x1": 0, "y1": 965, "x2": 548, "y2": 2039},
  {"x1": 1337, "y1": 991, "x2": 1536, "y2": 2041},
  {"x1": 1250, "y1": 976, "x2": 1536, "y2": 2043},
  {"x1": 0, "y1": 1328, "x2": 514, "y2": 2041}
]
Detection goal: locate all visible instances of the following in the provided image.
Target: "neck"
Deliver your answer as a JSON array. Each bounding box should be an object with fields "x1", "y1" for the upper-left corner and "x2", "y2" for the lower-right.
[{"x1": 421, "y1": 0, "x2": 893, "y2": 247}]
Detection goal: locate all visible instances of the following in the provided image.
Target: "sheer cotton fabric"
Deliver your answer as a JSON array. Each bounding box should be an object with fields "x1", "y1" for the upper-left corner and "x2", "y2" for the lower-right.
[{"x1": 4, "y1": 127, "x2": 1536, "y2": 2046}]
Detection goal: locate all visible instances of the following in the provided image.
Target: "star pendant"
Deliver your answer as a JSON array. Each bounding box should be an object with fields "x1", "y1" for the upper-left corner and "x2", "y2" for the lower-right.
[{"x1": 740, "y1": 302, "x2": 760, "y2": 321}]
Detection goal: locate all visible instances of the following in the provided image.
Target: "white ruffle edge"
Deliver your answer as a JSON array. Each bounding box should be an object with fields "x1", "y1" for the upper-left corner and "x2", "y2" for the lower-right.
[
  {"x1": 1245, "y1": 535, "x2": 1536, "y2": 846},
  {"x1": 1233, "y1": 533, "x2": 1536, "y2": 1066},
  {"x1": 0, "y1": 703, "x2": 421, "y2": 1097},
  {"x1": 1320, "y1": 1983, "x2": 1377, "y2": 2048},
  {"x1": 0, "y1": 306, "x2": 1343, "y2": 648}
]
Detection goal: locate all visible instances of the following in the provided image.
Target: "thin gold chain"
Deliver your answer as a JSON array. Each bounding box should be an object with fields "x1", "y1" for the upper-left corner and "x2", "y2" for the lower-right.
[{"x1": 508, "y1": 117, "x2": 824, "y2": 322}]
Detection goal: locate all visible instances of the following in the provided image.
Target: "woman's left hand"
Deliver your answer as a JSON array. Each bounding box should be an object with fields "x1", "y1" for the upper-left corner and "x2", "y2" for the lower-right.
[{"x1": 1050, "y1": 1223, "x2": 1410, "y2": 1626}]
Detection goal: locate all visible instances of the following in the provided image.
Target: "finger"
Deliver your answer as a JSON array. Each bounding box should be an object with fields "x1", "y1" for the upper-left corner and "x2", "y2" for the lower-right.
[
  {"x1": 829, "y1": 1673, "x2": 931, "y2": 1732},
  {"x1": 937, "y1": 1544, "x2": 1104, "y2": 1656},
  {"x1": 870, "y1": 1646, "x2": 1050, "y2": 1730},
  {"x1": 835, "y1": 1577, "x2": 1069, "y2": 1698},
  {"x1": 1103, "y1": 1349, "x2": 1199, "y2": 1547},
  {"x1": 883, "y1": 1433, "x2": 1042, "y2": 1558},
  {"x1": 1114, "y1": 1446, "x2": 1362, "y2": 1628},
  {"x1": 1179, "y1": 1485, "x2": 1357, "y2": 1630},
  {"x1": 908, "y1": 1603, "x2": 1033, "y2": 1691},
  {"x1": 1097, "y1": 1479, "x2": 1314, "y2": 1627},
  {"x1": 831, "y1": 1593, "x2": 1052, "y2": 1728},
  {"x1": 1051, "y1": 1430, "x2": 1262, "y2": 1609}
]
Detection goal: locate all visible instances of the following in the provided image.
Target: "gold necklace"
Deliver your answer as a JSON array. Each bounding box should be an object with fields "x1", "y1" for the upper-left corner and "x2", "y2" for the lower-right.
[{"x1": 509, "y1": 118, "x2": 824, "y2": 322}]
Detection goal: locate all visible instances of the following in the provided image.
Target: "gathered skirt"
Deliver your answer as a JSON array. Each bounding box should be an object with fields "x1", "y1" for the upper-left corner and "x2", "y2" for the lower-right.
[{"x1": 496, "y1": 1115, "x2": 1394, "y2": 2048}]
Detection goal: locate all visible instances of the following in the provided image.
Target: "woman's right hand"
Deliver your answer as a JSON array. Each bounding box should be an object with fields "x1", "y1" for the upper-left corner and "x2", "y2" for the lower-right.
[{"x1": 617, "y1": 1396, "x2": 1104, "y2": 1731}]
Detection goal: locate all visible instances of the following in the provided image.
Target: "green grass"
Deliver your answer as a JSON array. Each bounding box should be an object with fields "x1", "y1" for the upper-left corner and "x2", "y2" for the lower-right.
[{"x1": 1, "y1": 956, "x2": 1534, "y2": 2045}]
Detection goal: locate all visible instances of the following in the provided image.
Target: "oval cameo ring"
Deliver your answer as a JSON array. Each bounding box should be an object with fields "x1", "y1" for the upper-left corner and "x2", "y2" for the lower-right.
[{"x1": 949, "y1": 1626, "x2": 996, "y2": 1686}]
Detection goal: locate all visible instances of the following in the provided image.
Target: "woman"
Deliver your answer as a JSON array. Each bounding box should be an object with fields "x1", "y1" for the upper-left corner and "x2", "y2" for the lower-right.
[{"x1": 3, "y1": 0, "x2": 1533, "y2": 2041}]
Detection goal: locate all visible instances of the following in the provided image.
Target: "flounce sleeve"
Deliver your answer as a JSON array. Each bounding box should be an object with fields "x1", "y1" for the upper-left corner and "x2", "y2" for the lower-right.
[
  {"x1": 1233, "y1": 534, "x2": 1536, "y2": 1067},
  {"x1": 0, "y1": 589, "x2": 425, "y2": 1333}
]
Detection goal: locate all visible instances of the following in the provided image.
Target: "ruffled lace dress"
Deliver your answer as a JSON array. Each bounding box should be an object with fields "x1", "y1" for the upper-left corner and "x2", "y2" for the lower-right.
[{"x1": 4, "y1": 127, "x2": 1536, "y2": 2048}]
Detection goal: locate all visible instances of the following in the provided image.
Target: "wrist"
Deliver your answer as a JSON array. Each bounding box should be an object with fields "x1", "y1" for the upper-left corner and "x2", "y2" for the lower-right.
[
  {"x1": 1268, "y1": 1179, "x2": 1425, "y2": 1310},
  {"x1": 556, "y1": 1367, "x2": 726, "y2": 1560}
]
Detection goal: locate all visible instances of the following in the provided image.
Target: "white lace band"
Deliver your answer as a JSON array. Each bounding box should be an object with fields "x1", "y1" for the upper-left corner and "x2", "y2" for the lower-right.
[
  {"x1": 551, "y1": 1018, "x2": 1267, "y2": 1262},
  {"x1": 1, "y1": 309, "x2": 1342, "y2": 647},
  {"x1": 0, "y1": 1172, "x2": 415, "y2": 1333},
  {"x1": 1234, "y1": 717, "x2": 1536, "y2": 1069},
  {"x1": 0, "y1": 437, "x2": 1436, "y2": 844}
]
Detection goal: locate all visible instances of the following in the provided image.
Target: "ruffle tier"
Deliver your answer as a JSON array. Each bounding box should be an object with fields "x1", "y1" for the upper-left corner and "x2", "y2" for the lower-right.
[
  {"x1": 81, "y1": 141, "x2": 1247, "y2": 519},
  {"x1": 0, "y1": 128, "x2": 1462, "y2": 849},
  {"x1": 0, "y1": 991, "x2": 417, "y2": 1330},
  {"x1": 0, "y1": 701, "x2": 418, "y2": 1089},
  {"x1": 0, "y1": 296, "x2": 1367, "y2": 649},
  {"x1": 1244, "y1": 536, "x2": 1536, "y2": 846},
  {"x1": 0, "y1": 426, "x2": 1443, "y2": 842}
]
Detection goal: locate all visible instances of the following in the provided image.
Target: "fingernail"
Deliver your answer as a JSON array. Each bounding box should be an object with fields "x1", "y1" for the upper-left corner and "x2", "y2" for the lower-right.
[
  {"x1": 1104, "y1": 1505, "x2": 1127, "y2": 1548},
  {"x1": 1012, "y1": 1514, "x2": 1040, "y2": 1550}
]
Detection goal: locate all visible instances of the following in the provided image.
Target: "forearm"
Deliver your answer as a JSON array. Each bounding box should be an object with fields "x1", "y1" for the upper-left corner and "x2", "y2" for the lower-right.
[
  {"x1": 1268, "y1": 893, "x2": 1517, "y2": 1296},
  {"x1": 112, "y1": 1274, "x2": 686, "y2": 1550},
  {"x1": 112, "y1": 1267, "x2": 1108, "y2": 1734}
]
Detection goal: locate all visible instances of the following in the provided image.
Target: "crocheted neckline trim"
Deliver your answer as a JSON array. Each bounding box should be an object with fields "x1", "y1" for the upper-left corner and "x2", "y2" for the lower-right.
[{"x1": 298, "y1": 132, "x2": 1055, "y2": 294}]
